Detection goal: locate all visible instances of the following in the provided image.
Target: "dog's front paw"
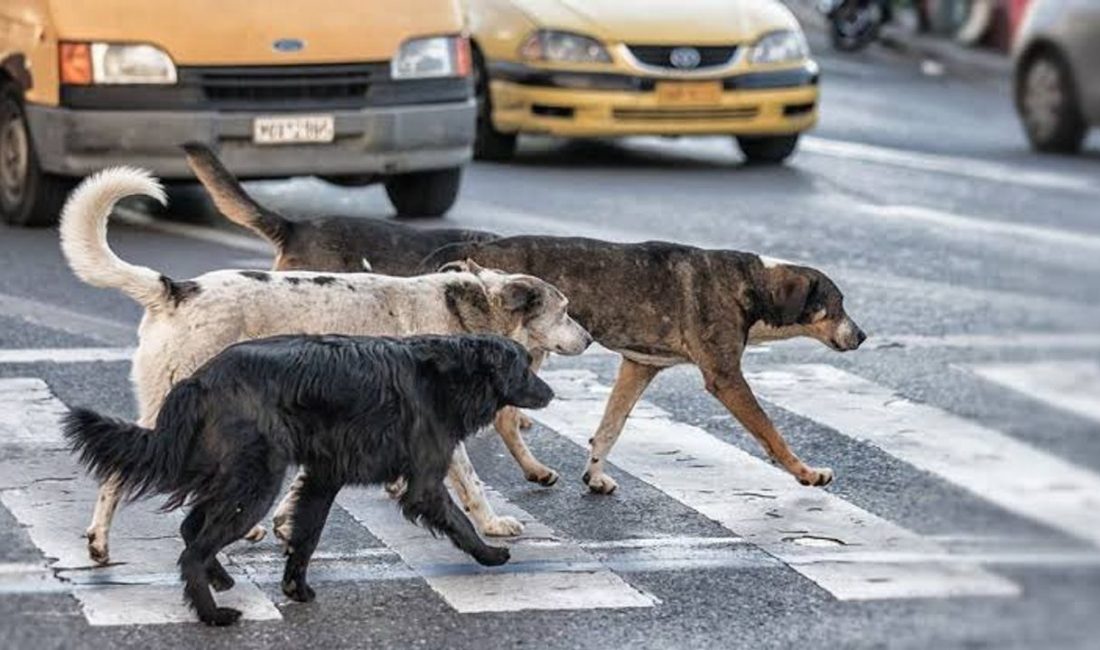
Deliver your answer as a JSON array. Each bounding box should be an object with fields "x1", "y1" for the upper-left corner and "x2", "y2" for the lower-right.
[
  {"x1": 384, "y1": 477, "x2": 408, "y2": 499},
  {"x1": 85, "y1": 530, "x2": 109, "y2": 565},
  {"x1": 583, "y1": 471, "x2": 618, "y2": 495},
  {"x1": 481, "y1": 515, "x2": 524, "y2": 537},
  {"x1": 473, "y1": 545, "x2": 510, "y2": 567},
  {"x1": 516, "y1": 411, "x2": 534, "y2": 430},
  {"x1": 797, "y1": 467, "x2": 834, "y2": 487},
  {"x1": 524, "y1": 466, "x2": 559, "y2": 487},
  {"x1": 201, "y1": 607, "x2": 242, "y2": 627},
  {"x1": 282, "y1": 577, "x2": 316, "y2": 603},
  {"x1": 243, "y1": 525, "x2": 266, "y2": 543}
]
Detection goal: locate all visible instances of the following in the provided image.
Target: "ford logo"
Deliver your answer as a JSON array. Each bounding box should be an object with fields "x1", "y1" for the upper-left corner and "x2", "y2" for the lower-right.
[
  {"x1": 669, "y1": 47, "x2": 701, "y2": 69},
  {"x1": 273, "y1": 38, "x2": 305, "y2": 53}
]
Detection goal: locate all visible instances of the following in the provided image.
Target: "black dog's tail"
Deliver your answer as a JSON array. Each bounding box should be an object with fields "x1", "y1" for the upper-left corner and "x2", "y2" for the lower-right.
[
  {"x1": 182, "y1": 142, "x2": 293, "y2": 249},
  {"x1": 64, "y1": 380, "x2": 206, "y2": 508}
]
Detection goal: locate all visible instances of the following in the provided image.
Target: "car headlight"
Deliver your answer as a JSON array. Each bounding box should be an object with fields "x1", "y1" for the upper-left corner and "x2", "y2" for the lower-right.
[
  {"x1": 519, "y1": 30, "x2": 611, "y2": 64},
  {"x1": 749, "y1": 30, "x2": 810, "y2": 65},
  {"x1": 59, "y1": 42, "x2": 177, "y2": 84},
  {"x1": 391, "y1": 36, "x2": 471, "y2": 80}
]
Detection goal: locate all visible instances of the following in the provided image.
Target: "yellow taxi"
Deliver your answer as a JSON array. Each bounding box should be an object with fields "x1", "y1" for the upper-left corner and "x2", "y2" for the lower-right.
[
  {"x1": 0, "y1": 0, "x2": 473, "y2": 226},
  {"x1": 466, "y1": 0, "x2": 819, "y2": 163}
]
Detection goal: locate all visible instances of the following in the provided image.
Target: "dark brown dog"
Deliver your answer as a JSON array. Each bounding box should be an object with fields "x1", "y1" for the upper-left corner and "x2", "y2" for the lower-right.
[{"x1": 187, "y1": 146, "x2": 866, "y2": 494}]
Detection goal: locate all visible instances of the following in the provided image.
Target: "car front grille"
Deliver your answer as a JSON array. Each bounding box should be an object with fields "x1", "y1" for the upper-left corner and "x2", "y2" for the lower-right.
[
  {"x1": 612, "y1": 106, "x2": 759, "y2": 122},
  {"x1": 193, "y1": 64, "x2": 379, "y2": 109},
  {"x1": 626, "y1": 45, "x2": 738, "y2": 70}
]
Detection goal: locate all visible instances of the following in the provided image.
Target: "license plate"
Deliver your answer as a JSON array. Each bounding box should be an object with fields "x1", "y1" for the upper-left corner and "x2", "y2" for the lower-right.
[
  {"x1": 655, "y1": 81, "x2": 722, "y2": 106},
  {"x1": 252, "y1": 115, "x2": 335, "y2": 145}
]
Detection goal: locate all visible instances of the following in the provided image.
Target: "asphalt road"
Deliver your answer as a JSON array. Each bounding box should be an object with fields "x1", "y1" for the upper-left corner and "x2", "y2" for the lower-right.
[{"x1": 2, "y1": 38, "x2": 1100, "y2": 650}]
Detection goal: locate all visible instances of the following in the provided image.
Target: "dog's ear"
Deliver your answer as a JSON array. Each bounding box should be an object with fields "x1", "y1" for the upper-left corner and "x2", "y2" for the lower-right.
[
  {"x1": 500, "y1": 277, "x2": 544, "y2": 314},
  {"x1": 771, "y1": 270, "x2": 813, "y2": 325},
  {"x1": 438, "y1": 258, "x2": 484, "y2": 274}
]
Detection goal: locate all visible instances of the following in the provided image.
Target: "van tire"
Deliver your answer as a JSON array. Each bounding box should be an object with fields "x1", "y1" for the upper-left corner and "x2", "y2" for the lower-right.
[
  {"x1": 384, "y1": 167, "x2": 462, "y2": 219},
  {"x1": 1017, "y1": 49, "x2": 1086, "y2": 154},
  {"x1": 0, "y1": 85, "x2": 73, "y2": 227}
]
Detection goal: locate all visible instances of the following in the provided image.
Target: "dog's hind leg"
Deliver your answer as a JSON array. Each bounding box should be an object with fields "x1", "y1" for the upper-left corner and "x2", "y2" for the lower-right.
[
  {"x1": 401, "y1": 474, "x2": 509, "y2": 567},
  {"x1": 583, "y1": 357, "x2": 662, "y2": 495},
  {"x1": 446, "y1": 443, "x2": 523, "y2": 537},
  {"x1": 85, "y1": 475, "x2": 123, "y2": 564},
  {"x1": 180, "y1": 508, "x2": 234, "y2": 592},
  {"x1": 280, "y1": 475, "x2": 339, "y2": 603},
  {"x1": 701, "y1": 363, "x2": 833, "y2": 488}
]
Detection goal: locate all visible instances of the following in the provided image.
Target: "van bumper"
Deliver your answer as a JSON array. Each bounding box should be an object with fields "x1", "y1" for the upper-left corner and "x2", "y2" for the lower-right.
[{"x1": 24, "y1": 100, "x2": 475, "y2": 179}]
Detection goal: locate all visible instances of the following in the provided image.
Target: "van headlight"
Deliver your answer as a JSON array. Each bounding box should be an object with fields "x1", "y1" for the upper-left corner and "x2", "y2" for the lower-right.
[
  {"x1": 519, "y1": 30, "x2": 612, "y2": 64},
  {"x1": 749, "y1": 30, "x2": 810, "y2": 64},
  {"x1": 59, "y1": 42, "x2": 178, "y2": 85},
  {"x1": 391, "y1": 36, "x2": 471, "y2": 79}
]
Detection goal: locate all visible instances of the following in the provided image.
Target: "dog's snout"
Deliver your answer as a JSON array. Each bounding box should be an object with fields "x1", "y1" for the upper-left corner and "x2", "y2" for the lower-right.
[{"x1": 856, "y1": 328, "x2": 867, "y2": 347}]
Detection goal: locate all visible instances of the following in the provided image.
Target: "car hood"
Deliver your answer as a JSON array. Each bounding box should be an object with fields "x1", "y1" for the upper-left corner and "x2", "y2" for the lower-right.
[
  {"x1": 44, "y1": 0, "x2": 463, "y2": 64},
  {"x1": 507, "y1": 0, "x2": 800, "y2": 44}
]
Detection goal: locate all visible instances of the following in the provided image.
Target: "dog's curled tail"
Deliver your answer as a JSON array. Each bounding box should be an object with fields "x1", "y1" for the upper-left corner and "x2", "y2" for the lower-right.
[
  {"x1": 59, "y1": 167, "x2": 168, "y2": 308},
  {"x1": 182, "y1": 142, "x2": 292, "y2": 248},
  {"x1": 64, "y1": 380, "x2": 206, "y2": 508}
]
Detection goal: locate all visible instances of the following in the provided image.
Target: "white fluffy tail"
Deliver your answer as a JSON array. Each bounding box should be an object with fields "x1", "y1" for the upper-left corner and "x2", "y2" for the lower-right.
[{"x1": 59, "y1": 168, "x2": 169, "y2": 309}]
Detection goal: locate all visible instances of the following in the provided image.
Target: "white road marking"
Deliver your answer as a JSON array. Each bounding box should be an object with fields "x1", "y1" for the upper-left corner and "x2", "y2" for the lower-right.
[
  {"x1": 335, "y1": 488, "x2": 657, "y2": 612},
  {"x1": 801, "y1": 136, "x2": 1099, "y2": 194},
  {"x1": 968, "y1": 361, "x2": 1100, "y2": 424},
  {"x1": 861, "y1": 204, "x2": 1100, "y2": 255},
  {"x1": 0, "y1": 293, "x2": 135, "y2": 346},
  {"x1": 0, "y1": 378, "x2": 281, "y2": 626},
  {"x1": 0, "y1": 347, "x2": 134, "y2": 364},
  {"x1": 113, "y1": 206, "x2": 273, "y2": 254},
  {"x1": 536, "y1": 369, "x2": 1019, "y2": 601},
  {"x1": 749, "y1": 365, "x2": 1100, "y2": 548},
  {"x1": 870, "y1": 332, "x2": 1100, "y2": 350}
]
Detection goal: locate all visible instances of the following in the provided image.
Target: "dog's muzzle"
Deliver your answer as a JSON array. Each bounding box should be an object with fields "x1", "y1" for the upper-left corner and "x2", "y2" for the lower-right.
[{"x1": 831, "y1": 317, "x2": 867, "y2": 352}]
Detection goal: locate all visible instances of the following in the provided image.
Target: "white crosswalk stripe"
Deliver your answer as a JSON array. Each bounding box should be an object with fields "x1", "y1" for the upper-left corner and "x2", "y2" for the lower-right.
[
  {"x1": 6, "y1": 350, "x2": 1100, "y2": 626},
  {"x1": 335, "y1": 488, "x2": 656, "y2": 612},
  {"x1": 749, "y1": 364, "x2": 1100, "y2": 548},
  {"x1": 967, "y1": 361, "x2": 1100, "y2": 424},
  {"x1": 535, "y1": 369, "x2": 1019, "y2": 601}
]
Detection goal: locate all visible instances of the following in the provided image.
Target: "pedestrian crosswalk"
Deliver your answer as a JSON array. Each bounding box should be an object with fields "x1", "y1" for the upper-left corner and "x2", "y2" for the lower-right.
[{"x1": 0, "y1": 351, "x2": 1098, "y2": 626}]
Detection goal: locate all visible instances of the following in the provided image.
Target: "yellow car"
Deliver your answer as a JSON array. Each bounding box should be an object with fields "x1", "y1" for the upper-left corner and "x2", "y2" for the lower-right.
[{"x1": 466, "y1": 0, "x2": 819, "y2": 163}]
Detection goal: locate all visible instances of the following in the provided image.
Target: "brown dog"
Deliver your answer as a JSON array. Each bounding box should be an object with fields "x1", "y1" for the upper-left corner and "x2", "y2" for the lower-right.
[{"x1": 187, "y1": 145, "x2": 866, "y2": 494}]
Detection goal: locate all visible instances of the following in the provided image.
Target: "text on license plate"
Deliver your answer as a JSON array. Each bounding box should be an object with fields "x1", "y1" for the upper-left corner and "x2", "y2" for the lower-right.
[
  {"x1": 655, "y1": 81, "x2": 723, "y2": 106},
  {"x1": 252, "y1": 115, "x2": 335, "y2": 145}
]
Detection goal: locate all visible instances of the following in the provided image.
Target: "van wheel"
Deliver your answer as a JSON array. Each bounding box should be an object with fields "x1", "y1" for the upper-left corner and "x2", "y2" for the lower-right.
[
  {"x1": 384, "y1": 167, "x2": 462, "y2": 219},
  {"x1": 472, "y1": 49, "x2": 517, "y2": 161},
  {"x1": 1018, "y1": 50, "x2": 1086, "y2": 154},
  {"x1": 0, "y1": 85, "x2": 73, "y2": 227},
  {"x1": 736, "y1": 134, "x2": 800, "y2": 165}
]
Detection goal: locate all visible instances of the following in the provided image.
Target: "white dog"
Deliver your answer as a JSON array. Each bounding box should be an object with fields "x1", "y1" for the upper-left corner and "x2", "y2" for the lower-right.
[{"x1": 59, "y1": 168, "x2": 591, "y2": 564}]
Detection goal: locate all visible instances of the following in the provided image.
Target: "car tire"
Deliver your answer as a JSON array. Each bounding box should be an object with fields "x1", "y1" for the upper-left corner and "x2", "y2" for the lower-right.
[
  {"x1": 384, "y1": 167, "x2": 462, "y2": 219},
  {"x1": 736, "y1": 134, "x2": 800, "y2": 165},
  {"x1": 1017, "y1": 50, "x2": 1086, "y2": 154},
  {"x1": 0, "y1": 84, "x2": 74, "y2": 227},
  {"x1": 472, "y1": 48, "x2": 517, "y2": 161}
]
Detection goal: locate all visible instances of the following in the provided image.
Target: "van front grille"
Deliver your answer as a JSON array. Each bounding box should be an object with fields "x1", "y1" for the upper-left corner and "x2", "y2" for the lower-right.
[{"x1": 193, "y1": 64, "x2": 379, "y2": 109}]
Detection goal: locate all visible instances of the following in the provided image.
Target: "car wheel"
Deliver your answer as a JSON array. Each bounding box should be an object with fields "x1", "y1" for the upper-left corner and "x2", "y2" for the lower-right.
[
  {"x1": 0, "y1": 84, "x2": 73, "y2": 227},
  {"x1": 1018, "y1": 51, "x2": 1086, "y2": 154},
  {"x1": 472, "y1": 48, "x2": 517, "y2": 161},
  {"x1": 384, "y1": 167, "x2": 462, "y2": 219},
  {"x1": 736, "y1": 134, "x2": 800, "y2": 165}
]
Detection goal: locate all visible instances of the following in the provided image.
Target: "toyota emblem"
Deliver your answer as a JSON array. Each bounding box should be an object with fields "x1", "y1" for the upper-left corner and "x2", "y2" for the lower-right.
[{"x1": 669, "y1": 47, "x2": 701, "y2": 69}]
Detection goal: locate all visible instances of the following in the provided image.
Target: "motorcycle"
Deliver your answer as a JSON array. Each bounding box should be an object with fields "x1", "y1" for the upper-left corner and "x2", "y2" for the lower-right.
[{"x1": 819, "y1": 0, "x2": 894, "y2": 52}]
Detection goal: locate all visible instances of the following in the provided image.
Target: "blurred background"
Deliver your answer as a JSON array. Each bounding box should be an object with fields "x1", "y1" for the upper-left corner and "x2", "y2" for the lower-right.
[{"x1": 0, "y1": 1, "x2": 1097, "y2": 648}]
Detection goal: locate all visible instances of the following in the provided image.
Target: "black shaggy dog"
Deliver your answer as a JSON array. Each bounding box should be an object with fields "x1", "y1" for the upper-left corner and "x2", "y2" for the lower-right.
[{"x1": 64, "y1": 333, "x2": 554, "y2": 627}]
